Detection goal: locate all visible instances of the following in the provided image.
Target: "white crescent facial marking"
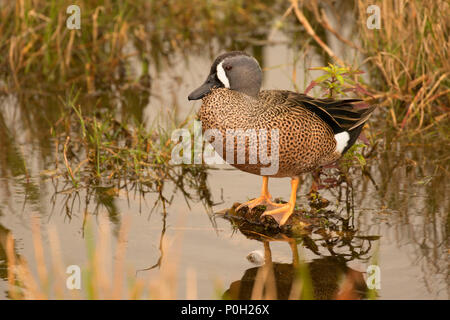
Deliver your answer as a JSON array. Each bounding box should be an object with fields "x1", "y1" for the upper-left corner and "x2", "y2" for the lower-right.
[
  {"x1": 334, "y1": 131, "x2": 350, "y2": 153},
  {"x1": 216, "y1": 61, "x2": 230, "y2": 88}
]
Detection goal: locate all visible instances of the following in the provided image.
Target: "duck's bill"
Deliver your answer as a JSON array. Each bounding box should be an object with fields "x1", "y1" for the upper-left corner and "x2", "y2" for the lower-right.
[
  {"x1": 188, "y1": 75, "x2": 222, "y2": 100},
  {"x1": 188, "y1": 82, "x2": 213, "y2": 100}
]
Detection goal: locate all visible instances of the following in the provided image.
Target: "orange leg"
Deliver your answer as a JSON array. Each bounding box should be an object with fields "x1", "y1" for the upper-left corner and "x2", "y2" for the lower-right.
[
  {"x1": 236, "y1": 176, "x2": 284, "y2": 212},
  {"x1": 261, "y1": 177, "x2": 300, "y2": 226}
]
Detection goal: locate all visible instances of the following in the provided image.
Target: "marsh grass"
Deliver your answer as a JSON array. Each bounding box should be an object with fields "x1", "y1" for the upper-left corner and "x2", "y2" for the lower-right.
[
  {"x1": 49, "y1": 91, "x2": 213, "y2": 215},
  {"x1": 0, "y1": 0, "x2": 284, "y2": 210},
  {"x1": 1, "y1": 0, "x2": 448, "y2": 136},
  {"x1": 5, "y1": 215, "x2": 200, "y2": 299},
  {"x1": 355, "y1": 0, "x2": 449, "y2": 133},
  {"x1": 287, "y1": 0, "x2": 449, "y2": 138},
  {"x1": 0, "y1": 0, "x2": 283, "y2": 94}
]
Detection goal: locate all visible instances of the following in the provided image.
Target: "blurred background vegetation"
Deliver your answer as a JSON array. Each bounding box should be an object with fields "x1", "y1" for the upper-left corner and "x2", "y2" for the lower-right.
[{"x1": 0, "y1": 0, "x2": 448, "y2": 132}]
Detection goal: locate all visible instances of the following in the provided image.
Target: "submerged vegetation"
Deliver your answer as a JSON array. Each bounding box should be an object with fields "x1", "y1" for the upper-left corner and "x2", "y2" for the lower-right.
[{"x1": 51, "y1": 91, "x2": 213, "y2": 213}]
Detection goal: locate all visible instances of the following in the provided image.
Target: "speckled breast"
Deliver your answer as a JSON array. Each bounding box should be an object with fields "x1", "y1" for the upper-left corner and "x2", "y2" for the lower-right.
[{"x1": 198, "y1": 88, "x2": 339, "y2": 177}]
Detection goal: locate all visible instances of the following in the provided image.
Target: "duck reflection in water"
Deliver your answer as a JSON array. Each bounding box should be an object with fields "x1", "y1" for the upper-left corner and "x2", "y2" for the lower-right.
[{"x1": 223, "y1": 238, "x2": 368, "y2": 300}]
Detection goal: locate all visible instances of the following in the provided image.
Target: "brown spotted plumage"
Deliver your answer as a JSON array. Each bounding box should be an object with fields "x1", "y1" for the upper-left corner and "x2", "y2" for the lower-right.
[{"x1": 189, "y1": 51, "x2": 376, "y2": 226}]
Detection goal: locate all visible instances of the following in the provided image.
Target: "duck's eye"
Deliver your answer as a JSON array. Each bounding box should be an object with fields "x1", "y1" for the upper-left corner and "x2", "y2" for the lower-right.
[{"x1": 225, "y1": 65, "x2": 232, "y2": 71}]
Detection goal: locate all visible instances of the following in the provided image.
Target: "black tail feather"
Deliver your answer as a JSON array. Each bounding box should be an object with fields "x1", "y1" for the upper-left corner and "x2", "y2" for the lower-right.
[{"x1": 342, "y1": 123, "x2": 365, "y2": 154}]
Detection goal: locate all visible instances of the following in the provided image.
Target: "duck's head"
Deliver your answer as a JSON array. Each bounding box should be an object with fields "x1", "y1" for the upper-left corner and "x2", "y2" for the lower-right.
[{"x1": 188, "y1": 51, "x2": 262, "y2": 100}]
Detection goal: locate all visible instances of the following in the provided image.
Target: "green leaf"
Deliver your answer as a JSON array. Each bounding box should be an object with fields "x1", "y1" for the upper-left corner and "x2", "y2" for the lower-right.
[
  {"x1": 314, "y1": 74, "x2": 331, "y2": 83},
  {"x1": 355, "y1": 153, "x2": 366, "y2": 167},
  {"x1": 309, "y1": 66, "x2": 329, "y2": 71},
  {"x1": 344, "y1": 78, "x2": 355, "y2": 85}
]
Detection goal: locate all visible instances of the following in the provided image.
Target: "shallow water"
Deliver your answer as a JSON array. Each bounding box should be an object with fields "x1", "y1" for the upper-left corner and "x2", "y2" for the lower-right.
[{"x1": 0, "y1": 45, "x2": 448, "y2": 300}]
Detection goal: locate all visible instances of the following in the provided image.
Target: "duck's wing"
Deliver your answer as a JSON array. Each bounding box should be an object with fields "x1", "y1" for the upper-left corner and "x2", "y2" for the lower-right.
[{"x1": 261, "y1": 90, "x2": 376, "y2": 134}]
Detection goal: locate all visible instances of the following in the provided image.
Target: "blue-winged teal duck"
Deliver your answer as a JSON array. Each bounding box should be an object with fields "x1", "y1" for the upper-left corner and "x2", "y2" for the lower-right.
[{"x1": 188, "y1": 51, "x2": 375, "y2": 226}]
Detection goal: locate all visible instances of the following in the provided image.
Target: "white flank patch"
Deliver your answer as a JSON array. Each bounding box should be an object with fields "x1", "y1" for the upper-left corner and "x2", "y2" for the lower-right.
[
  {"x1": 334, "y1": 131, "x2": 350, "y2": 153},
  {"x1": 216, "y1": 61, "x2": 230, "y2": 88}
]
